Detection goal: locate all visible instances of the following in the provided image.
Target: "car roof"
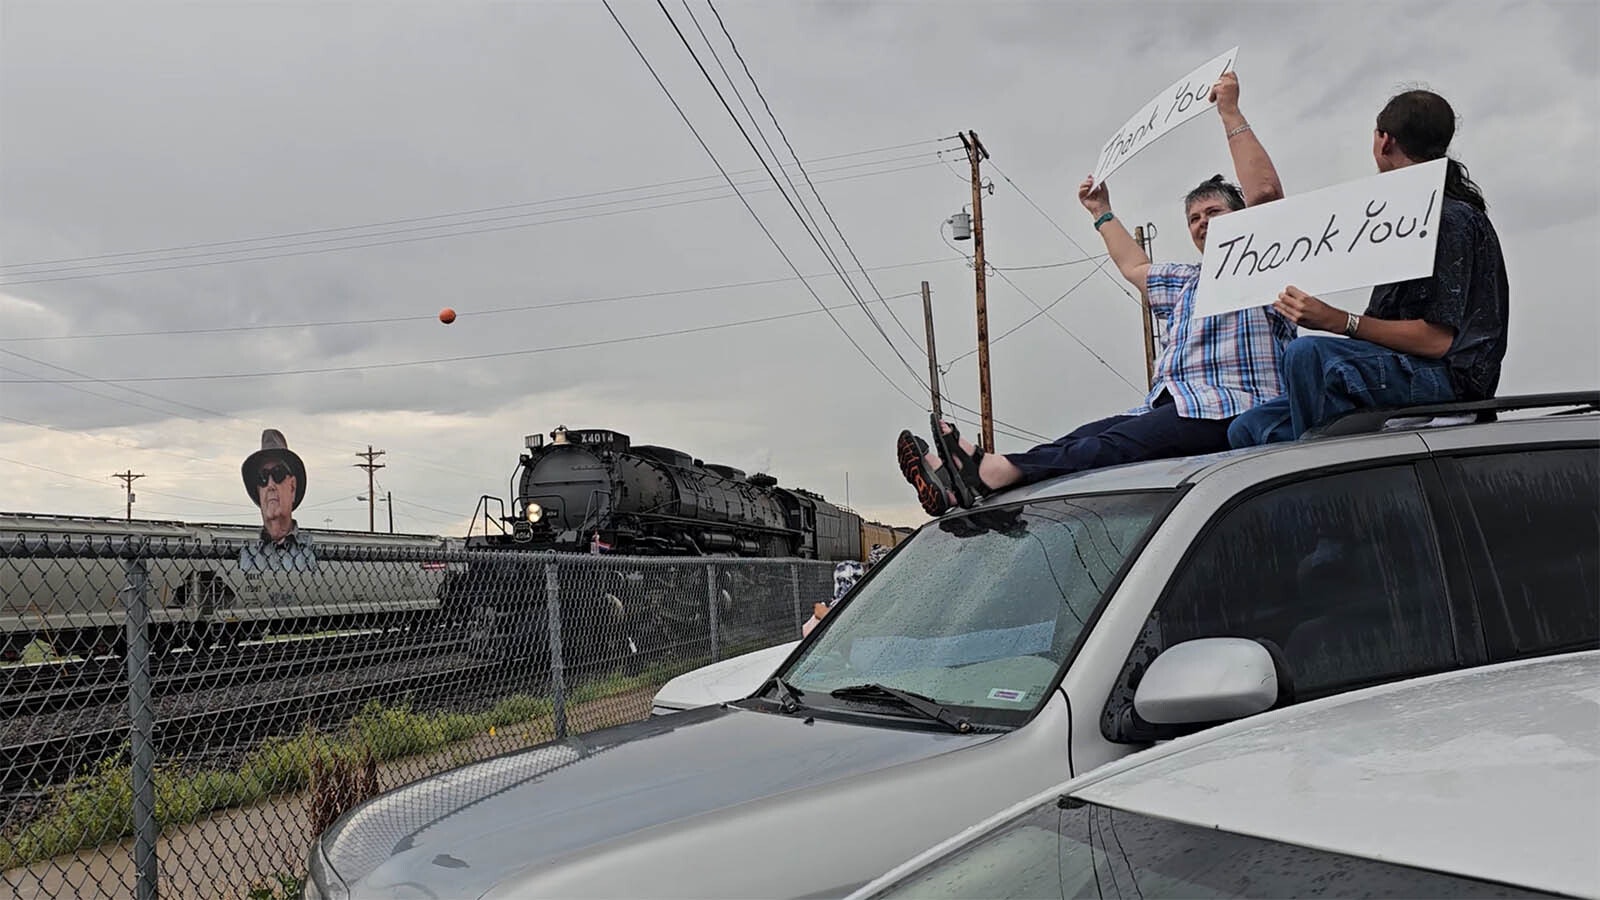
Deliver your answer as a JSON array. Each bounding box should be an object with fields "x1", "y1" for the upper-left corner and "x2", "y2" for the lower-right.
[
  {"x1": 858, "y1": 652, "x2": 1600, "y2": 899},
  {"x1": 979, "y1": 408, "x2": 1599, "y2": 505}
]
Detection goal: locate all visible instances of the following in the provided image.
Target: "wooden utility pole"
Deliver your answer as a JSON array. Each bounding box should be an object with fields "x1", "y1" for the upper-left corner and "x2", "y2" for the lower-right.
[
  {"x1": 1132, "y1": 224, "x2": 1158, "y2": 389},
  {"x1": 920, "y1": 281, "x2": 942, "y2": 424},
  {"x1": 353, "y1": 447, "x2": 386, "y2": 533},
  {"x1": 386, "y1": 491, "x2": 394, "y2": 534},
  {"x1": 111, "y1": 470, "x2": 144, "y2": 521},
  {"x1": 958, "y1": 130, "x2": 994, "y2": 452}
]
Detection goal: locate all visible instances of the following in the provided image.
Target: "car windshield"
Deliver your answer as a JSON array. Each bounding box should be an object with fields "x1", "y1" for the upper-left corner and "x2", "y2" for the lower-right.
[
  {"x1": 865, "y1": 798, "x2": 1553, "y2": 898},
  {"x1": 783, "y1": 492, "x2": 1170, "y2": 726}
]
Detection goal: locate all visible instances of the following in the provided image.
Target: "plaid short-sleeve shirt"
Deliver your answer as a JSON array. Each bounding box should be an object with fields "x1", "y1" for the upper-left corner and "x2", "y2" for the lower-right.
[{"x1": 1129, "y1": 262, "x2": 1296, "y2": 420}]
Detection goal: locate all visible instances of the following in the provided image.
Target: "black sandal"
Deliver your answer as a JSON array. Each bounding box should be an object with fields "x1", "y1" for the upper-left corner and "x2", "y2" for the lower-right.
[
  {"x1": 929, "y1": 417, "x2": 989, "y2": 509},
  {"x1": 897, "y1": 430, "x2": 953, "y2": 516}
]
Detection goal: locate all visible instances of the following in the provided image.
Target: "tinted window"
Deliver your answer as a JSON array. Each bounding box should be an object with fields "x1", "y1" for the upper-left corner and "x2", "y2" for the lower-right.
[
  {"x1": 1155, "y1": 466, "x2": 1455, "y2": 698},
  {"x1": 1450, "y1": 449, "x2": 1600, "y2": 658},
  {"x1": 785, "y1": 495, "x2": 1167, "y2": 727},
  {"x1": 867, "y1": 799, "x2": 1550, "y2": 898}
]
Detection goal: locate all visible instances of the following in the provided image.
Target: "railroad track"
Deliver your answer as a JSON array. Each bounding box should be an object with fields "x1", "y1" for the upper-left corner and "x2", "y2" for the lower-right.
[
  {"x1": 0, "y1": 629, "x2": 468, "y2": 718},
  {"x1": 0, "y1": 657, "x2": 506, "y2": 793}
]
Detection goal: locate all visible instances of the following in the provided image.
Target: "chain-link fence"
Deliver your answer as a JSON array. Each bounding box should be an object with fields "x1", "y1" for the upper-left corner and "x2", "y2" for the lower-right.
[{"x1": 0, "y1": 526, "x2": 834, "y2": 899}]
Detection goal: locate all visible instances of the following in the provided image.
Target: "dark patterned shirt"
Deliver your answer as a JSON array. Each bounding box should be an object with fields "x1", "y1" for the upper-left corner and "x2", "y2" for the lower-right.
[
  {"x1": 240, "y1": 524, "x2": 317, "y2": 573},
  {"x1": 1366, "y1": 198, "x2": 1509, "y2": 400}
]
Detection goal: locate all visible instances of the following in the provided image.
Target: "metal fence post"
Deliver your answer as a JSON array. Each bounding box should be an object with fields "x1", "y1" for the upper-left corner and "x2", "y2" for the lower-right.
[
  {"x1": 122, "y1": 555, "x2": 159, "y2": 900},
  {"x1": 790, "y1": 562, "x2": 804, "y2": 633},
  {"x1": 705, "y1": 563, "x2": 720, "y2": 662},
  {"x1": 545, "y1": 558, "x2": 567, "y2": 740}
]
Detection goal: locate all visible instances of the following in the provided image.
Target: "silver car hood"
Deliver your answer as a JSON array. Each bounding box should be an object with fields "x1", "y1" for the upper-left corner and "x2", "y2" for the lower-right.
[{"x1": 323, "y1": 704, "x2": 1002, "y2": 898}]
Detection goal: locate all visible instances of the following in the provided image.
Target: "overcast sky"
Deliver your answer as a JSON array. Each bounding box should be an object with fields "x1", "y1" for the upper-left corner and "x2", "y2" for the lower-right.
[{"x1": 2, "y1": 0, "x2": 1596, "y2": 535}]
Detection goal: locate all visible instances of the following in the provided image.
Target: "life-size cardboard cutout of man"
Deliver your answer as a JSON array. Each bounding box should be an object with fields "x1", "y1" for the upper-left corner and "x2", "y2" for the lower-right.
[{"x1": 239, "y1": 429, "x2": 317, "y2": 572}]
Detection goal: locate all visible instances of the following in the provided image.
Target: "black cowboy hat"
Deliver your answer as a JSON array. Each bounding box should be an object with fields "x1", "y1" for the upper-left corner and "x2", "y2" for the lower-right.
[{"x1": 241, "y1": 429, "x2": 307, "y2": 509}]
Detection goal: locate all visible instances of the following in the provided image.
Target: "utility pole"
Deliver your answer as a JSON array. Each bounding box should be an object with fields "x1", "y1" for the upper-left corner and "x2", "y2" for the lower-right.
[
  {"x1": 921, "y1": 281, "x2": 942, "y2": 424},
  {"x1": 111, "y1": 470, "x2": 144, "y2": 521},
  {"x1": 353, "y1": 447, "x2": 386, "y2": 533},
  {"x1": 1132, "y1": 224, "x2": 1158, "y2": 389},
  {"x1": 386, "y1": 491, "x2": 394, "y2": 534},
  {"x1": 958, "y1": 130, "x2": 994, "y2": 452}
]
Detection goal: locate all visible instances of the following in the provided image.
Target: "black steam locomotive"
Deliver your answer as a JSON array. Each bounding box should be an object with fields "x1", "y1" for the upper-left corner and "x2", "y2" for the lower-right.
[{"x1": 467, "y1": 427, "x2": 863, "y2": 562}]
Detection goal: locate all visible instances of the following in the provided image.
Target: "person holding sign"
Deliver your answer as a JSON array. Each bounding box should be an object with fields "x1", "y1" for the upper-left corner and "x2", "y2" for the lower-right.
[
  {"x1": 897, "y1": 72, "x2": 1294, "y2": 515},
  {"x1": 1227, "y1": 89, "x2": 1509, "y2": 446}
]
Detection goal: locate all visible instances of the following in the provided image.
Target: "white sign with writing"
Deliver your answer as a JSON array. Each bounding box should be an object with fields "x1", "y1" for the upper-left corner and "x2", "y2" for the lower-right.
[
  {"x1": 1090, "y1": 46, "x2": 1238, "y2": 189},
  {"x1": 1191, "y1": 159, "x2": 1448, "y2": 318}
]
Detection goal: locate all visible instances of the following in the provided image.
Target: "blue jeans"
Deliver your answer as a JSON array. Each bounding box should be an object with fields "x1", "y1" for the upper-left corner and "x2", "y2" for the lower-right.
[
  {"x1": 1006, "y1": 394, "x2": 1233, "y2": 483},
  {"x1": 1229, "y1": 336, "x2": 1456, "y2": 447}
]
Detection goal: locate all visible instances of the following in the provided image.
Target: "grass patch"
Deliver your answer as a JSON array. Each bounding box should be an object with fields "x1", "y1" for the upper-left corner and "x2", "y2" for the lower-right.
[
  {"x1": 0, "y1": 640, "x2": 769, "y2": 871},
  {"x1": 4, "y1": 688, "x2": 557, "y2": 870},
  {"x1": 246, "y1": 871, "x2": 305, "y2": 900}
]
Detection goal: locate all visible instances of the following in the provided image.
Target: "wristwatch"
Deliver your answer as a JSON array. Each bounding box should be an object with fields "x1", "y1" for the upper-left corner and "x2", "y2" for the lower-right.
[{"x1": 1344, "y1": 312, "x2": 1361, "y2": 338}]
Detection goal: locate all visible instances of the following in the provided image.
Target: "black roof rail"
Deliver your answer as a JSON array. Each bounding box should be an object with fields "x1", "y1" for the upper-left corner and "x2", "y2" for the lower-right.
[{"x1": 1305, "y1": 391, "x2": 1600, "y2": 439}]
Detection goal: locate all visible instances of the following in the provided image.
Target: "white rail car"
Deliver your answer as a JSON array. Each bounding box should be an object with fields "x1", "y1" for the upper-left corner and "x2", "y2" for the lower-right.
[{"x1": 1, "y1": 512, "x2": 455, "y2": 657}]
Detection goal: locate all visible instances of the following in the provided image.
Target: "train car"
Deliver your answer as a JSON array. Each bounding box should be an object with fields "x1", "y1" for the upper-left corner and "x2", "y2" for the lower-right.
[
  {"x1": 859, "y1": 520, "x2": 915, "y2": 559},
  {"x1": 0, "y1": 512, "x2": 451, "y2": 658},
  {"x1": 468, "y1": 426, "x2": 863, "y2": 561}
]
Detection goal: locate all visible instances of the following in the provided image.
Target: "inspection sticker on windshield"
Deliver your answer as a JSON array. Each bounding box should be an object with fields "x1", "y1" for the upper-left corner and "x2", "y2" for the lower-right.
[{"x1": 987, "y1": 688, "x2": 1027, "y2": 702}]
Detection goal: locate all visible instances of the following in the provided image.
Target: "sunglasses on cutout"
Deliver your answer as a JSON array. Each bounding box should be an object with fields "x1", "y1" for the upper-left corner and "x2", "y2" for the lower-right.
[{"x1": 255, "y1": 466, "x2": 293, "y2": 487}]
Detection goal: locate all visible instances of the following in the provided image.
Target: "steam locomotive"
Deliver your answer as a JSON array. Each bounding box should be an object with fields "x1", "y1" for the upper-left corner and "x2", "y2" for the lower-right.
[
  {"x1": 446, "y1": 427, "x2": 907, "y2": 671},
  {"x1": 466, "y1": 427, "x2": 868, "y2": 561}
]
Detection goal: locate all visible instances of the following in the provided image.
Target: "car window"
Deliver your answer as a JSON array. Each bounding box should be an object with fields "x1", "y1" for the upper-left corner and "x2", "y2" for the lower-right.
[
  {"x1": 1447, "y1": 449, "x2": 1600, "y2": 659},
  {"x1": 864, "y1": 798, "x2": 1552, "y2": 898},
  {"x1": 784, "y1": 493, "x2": 1169, "y2": 728},
  {"x1": 1135, "y1": 466, "x2": 1456, "y2": 708}
]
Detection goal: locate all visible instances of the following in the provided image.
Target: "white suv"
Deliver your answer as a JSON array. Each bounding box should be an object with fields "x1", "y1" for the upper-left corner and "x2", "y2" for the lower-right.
[{"x1": 307, "y1": 394, "x2": 1599, "y2": 900}]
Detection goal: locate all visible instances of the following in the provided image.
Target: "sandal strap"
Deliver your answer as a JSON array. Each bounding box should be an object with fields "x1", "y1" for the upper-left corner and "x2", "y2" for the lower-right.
[{"x1": 930, "y1": 417, "x2": 990, "y2": 507}]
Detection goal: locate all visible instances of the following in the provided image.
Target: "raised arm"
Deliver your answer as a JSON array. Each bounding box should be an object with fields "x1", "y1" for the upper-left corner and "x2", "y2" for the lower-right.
[
  {"x1": 1211, "y1": 71, "x2": 1283, "y2": 207},
  {"x1": 1077, "y1": 176, "x2": 1151, "y2": 290}
]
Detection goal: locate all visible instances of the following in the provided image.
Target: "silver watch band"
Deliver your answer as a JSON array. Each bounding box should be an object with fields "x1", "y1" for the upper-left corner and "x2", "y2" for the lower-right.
[{"x1": 1345, "y1": 312, "x2": 1361, "y2": 337}]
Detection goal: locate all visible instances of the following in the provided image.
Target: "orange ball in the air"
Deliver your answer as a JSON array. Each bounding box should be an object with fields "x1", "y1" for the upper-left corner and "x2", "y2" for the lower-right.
[{"x1": 439, "y1": 307, "x2": 457, "y2": 324}]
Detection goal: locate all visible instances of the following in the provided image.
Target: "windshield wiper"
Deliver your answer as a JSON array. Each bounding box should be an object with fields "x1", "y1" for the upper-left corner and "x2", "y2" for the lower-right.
[
  {"x1": 759, "y1": 675, "x2": 807, "y2": 714},
  {"x1": 828, "y1": 683, "x2": 973, "y2": 734}
]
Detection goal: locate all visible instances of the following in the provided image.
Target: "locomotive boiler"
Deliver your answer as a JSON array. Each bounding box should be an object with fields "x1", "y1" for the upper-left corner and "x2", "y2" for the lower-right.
[{"x1": 468, "y1": 427, "x2": 863, "y2": 562}]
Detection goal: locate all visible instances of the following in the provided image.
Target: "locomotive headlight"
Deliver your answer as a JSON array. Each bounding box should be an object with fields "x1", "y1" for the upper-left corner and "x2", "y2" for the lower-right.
[{"x1": 525, "y1": 502, "x2": 543, "y2": 523}]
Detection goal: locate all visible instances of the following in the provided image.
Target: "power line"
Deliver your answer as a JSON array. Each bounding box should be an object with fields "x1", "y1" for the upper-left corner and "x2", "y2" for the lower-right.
[
  {"x1": 704, "y1": 0, "x2": 937, "y2": 367},
  {"x1": 602, "y1": 1, "x2": 926, "y2": 413},
  {"x1": 654, "y1": 0, "x2": 930, "y2": 397},
  {"x1": 1, "y1": 153, "x2": 934, "y2": 280},
  {"x1": 0, "y1": 412, "x2": 222, "y2": 467},
  {"x1": 648, "y1": 2, "x2": 1043, "y2": 445},
  {"x1": 0, "y1": 159, "x2": 944, "y2": 287},
  {"x1": 987, "y1": 161, "x2": 1143, "y2": 308},
  {"x1": 0, "y1": 455, "x2": 244, "y2": 509},
  {"x1": 945, "y1": 261, "x2": 1112, "y2": 365},
  {"x1": 2, "y1": 255, "x2": 968, "y2": 344},
  {"x1": 0, "y1": 292, "x2": 922, "y2": 384},
  {"x1": 0, "y1": 140, "x2": 949, "y2": 273},
  {"x1": 936, "y1": 221, "x2": 1138, "y2": 393},
  {"x1": 988, "y1": 267, "x2": 1145, "y2": 396},
  {"x1": 0, "y1": 347, "x2": 494, "y2": 486}
]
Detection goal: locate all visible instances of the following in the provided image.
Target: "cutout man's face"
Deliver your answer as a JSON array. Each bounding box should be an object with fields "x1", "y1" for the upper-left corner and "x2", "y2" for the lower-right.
[{"x1": 256, "y1": 464, "x2": 295, "y2": 521}]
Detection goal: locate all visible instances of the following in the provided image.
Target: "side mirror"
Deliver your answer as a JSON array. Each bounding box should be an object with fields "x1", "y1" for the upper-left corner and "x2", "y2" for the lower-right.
[{"x1": 1134, "y1": 637, "x2": 1278, "y2": 725}]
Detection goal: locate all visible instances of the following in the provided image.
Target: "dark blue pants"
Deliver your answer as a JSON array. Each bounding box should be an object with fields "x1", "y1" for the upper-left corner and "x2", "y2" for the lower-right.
[
  {"x1": 1228, "y1": 336, "x2": 1456, "y2": 447},
  {"x1": 1004, "y1": 395, "x2": 1234, "y2": 484}
]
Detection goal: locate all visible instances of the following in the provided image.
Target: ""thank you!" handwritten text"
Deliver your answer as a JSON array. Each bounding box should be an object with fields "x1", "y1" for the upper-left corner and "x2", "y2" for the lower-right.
[
  {"x1": 1090, "y1": 47, "x2": 1237, "y2": 189},
  {"x1": 1191, "y1": 158, "x2": 1447, "y2": 319}
]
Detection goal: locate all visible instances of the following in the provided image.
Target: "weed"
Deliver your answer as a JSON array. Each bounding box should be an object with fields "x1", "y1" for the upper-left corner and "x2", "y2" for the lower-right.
[{"x1": 245, "y1": 871, "x2": 305, "y2": 900}]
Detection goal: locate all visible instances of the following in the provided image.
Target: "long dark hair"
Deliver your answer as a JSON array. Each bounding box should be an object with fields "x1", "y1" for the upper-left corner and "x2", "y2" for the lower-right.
[
  {"x1": 1183, "y1": 174, "x2": 1245, "y2": 212},
  {"x1": 1375, "y1": 89, "x2": 1487, "y2": 212}
]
